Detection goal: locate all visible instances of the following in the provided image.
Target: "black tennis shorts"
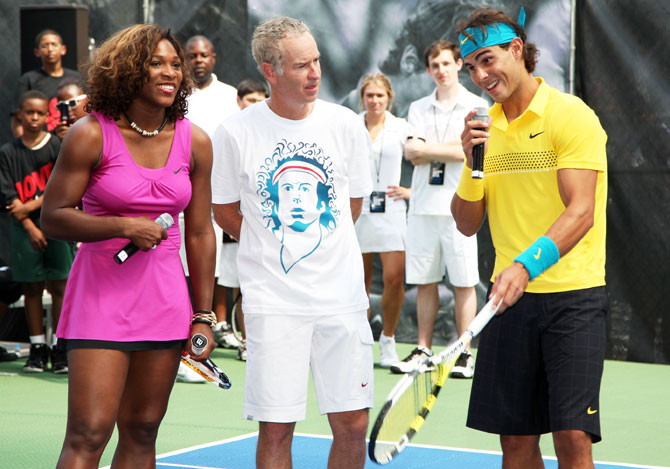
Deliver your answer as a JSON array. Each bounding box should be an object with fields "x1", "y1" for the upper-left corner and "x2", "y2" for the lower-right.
[{"x1": 467, "y1": 286, "x2": 608, "y2": 443}]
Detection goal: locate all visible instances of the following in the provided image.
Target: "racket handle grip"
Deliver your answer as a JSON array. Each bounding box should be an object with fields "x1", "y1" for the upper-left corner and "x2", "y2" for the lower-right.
[
  {"x1": 191, "y1": 333, "x2": 208, "y2": 355},
  {"x1": 467, "y1": 297, "x2": 500, "y2": 337}
]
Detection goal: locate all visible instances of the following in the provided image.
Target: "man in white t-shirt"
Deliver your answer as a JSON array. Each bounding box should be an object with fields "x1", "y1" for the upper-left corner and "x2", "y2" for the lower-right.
[
  {"x1": 177, "y1": 35, "x2": 241, "y2": 365},
  {"x1": 211, "y1": 17, "x2": 373, "y2": 468},
  {"x1": 185, "y1": 35, "x2": 239, "y2": 135},
  {"x1": 391, "y1": 40, "x2": 488, "y2": 379}
]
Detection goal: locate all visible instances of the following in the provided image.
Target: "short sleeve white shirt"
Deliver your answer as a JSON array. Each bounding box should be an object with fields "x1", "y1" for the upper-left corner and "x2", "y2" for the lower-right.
[
  {"x1": 211, "y1": 99, "x2": 373, "y2": 315},
  {"x1": 407, "y1": 85, "x2": 488, "y2": 215},
  {"x1": 358, "y1": 111, "x2": 410, "y2": 214},
  {"x1": 186, "y1": 74, "x2": 238, "y2": 138}
]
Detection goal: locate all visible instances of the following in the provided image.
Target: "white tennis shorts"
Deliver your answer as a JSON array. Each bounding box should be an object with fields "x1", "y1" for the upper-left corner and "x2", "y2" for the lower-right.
[
  {"x1": 405, "y1": 215, "x2": 479, "y2": 287},
  {"x1": 243, "y1": 311, "x2": 374, "y2": 423},
  {"x1": 355, "y1": 211, "x2": 406, "y2": 254},
  {"x1": 216, "y1": 242, "x2": 240, "y2": 288}
]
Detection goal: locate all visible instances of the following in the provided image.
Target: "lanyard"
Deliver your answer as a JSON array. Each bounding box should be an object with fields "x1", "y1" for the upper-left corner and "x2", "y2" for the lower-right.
[{"x1": 373, "y1": 128, "x2": 386, "y2": 184}]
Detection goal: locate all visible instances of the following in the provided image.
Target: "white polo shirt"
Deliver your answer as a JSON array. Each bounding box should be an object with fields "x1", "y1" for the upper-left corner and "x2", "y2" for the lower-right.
[{"x1": 407, "y1": 84, "x2": 488, "y2": 216}]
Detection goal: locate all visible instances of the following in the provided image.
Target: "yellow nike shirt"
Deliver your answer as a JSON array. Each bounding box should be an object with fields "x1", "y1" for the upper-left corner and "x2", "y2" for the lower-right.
[{"x1": 484, "y1": 78, "x2": 607, "y2": 293}]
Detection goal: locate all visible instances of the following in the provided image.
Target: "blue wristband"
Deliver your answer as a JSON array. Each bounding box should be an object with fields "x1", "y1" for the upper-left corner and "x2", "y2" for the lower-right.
[{"x1": 514, "y1": 236, "x2": 560, "y2": 281}]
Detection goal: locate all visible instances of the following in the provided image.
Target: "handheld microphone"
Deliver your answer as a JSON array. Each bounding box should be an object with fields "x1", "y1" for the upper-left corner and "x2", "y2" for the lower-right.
[
  {"x1": 113, "y1": 213, "x2": 174, "y2": 264},
  {"x1": 471, "y1": 107, "x2": 488, "y2": 179}
]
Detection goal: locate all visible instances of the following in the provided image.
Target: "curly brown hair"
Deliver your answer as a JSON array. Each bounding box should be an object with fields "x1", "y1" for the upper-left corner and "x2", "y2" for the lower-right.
[{"x1": 84, "y1": 24, "x2": 194, "y2": 122}]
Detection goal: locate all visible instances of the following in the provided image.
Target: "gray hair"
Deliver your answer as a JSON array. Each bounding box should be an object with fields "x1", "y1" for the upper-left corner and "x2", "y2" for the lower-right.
[{"x1": 251, "y1": 16, "x2": 310, "y2": 75}]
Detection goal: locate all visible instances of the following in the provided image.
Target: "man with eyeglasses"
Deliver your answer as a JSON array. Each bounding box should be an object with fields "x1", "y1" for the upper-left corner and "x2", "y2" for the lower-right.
[{"x1": 16, "y1": 29, "x2": 81, "y2": 134}]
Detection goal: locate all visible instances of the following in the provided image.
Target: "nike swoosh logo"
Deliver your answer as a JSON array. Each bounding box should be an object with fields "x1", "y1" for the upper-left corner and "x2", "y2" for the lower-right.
[
  {"x1": 533, "y1": 248, "x2": 541, "y2": 260},
  {"x1": 529, "y1": 131, "x2": 545, "y2": 139},
  {"x1": 174, "y1": 167, "x2": 182, "y2": 174},
  {"x1": 361, "y1": 382, "x2": 368, "y2": 388},
  {"x1": 587, "y1": 407, "x2": 598, "y2": 415},
  {"x1": 461, "y1": 37, "x2": 468, "y2": 45}
]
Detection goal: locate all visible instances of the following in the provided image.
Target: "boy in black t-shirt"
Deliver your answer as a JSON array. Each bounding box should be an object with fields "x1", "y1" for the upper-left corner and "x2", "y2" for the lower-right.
[{"x1": 0, "y1": 90, "x2": 75, "y2": 373}]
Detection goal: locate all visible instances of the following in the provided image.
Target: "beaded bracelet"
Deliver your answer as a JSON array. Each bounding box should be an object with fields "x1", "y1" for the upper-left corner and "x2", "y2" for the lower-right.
[{"x1": 190, "y1": 309, "x2": 217, "y2": 328}]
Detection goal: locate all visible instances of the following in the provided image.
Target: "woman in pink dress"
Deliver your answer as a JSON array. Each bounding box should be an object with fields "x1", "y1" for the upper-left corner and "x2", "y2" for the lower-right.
[{"x1": 41, "y1": 25, "x2": 216, "y2": 468}]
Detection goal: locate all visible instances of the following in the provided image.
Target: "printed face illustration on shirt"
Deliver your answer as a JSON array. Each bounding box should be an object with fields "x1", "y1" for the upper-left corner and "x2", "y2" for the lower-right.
[
  {"x1": 258, "y1": 140, "x2": 338, "y2": 273},
  {"x1": 276, "y1": 171, "x2": 326, "y2": 232}
]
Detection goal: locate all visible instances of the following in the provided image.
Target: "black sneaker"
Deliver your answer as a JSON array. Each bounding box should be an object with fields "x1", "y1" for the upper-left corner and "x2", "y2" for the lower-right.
[
  {"x1": 450, "y1": 351, "x2": 474, "y2": 379},
  {"x1": 390, "y1": 346, "x2": 433, "y2": 374},
  {"x1": 23, "y1": 344, "x2": 49, "y2": 373},
  {"x1": 51, "y1": 344, "x2": 69, "y2": 374},
  {"x1": 0, "y1": 346, "x2": 19, "y2": 362}
]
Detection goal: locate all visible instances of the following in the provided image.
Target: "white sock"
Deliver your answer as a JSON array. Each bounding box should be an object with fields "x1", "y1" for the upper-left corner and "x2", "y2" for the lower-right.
[{"x1": 29, "y1": 334, "x2": 46, "y2": 345}]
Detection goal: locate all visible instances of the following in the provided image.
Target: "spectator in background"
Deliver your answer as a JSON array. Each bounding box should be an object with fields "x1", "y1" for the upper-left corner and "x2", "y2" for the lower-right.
[
  {"x1": 17, "y1": 29, "x2": 81, "y2": 133},
  {"x1": 355, "y1": 73, "x2": 410, "y2": 368},
  {"x1": 216, "y1": 78, "x2": 270, "y2": 362},
  {"x1": 53, "y1": 78, "x2": 88, "y2": 141},
  {"x1": 236, "y1": 78, "x2": 269, "y2": 109},
  {"x1": 0, "y1": 90, "x2": 75, "y2": 374},
  {"x1": 184, "y1": 35, "x2": 238, "y2": 135},
  {"x1": 177, "y1": 35, "x2": 241, "y2": 370},
  {"x1": 391, "y1": 40, "x2": 487, "y2": 378}
]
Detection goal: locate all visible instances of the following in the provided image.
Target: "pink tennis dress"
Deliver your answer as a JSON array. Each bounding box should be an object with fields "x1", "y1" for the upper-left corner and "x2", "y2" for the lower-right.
[{"x1": 57, "y1": 111, "x2": 193, "y2": 344}]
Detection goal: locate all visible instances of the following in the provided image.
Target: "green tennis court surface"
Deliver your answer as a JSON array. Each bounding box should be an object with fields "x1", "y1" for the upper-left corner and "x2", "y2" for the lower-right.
[{"x1": 1, "y1": 344, "x2": 668, "y2": 468}]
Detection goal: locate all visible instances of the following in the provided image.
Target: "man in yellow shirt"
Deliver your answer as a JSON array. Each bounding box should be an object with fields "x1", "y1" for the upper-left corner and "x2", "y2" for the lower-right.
[{"x1": 452, "y1": 7, "x2": 608, "y2": 469}]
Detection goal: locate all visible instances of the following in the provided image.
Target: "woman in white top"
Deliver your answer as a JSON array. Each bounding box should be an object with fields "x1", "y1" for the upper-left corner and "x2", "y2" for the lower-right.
[{"x1": 355, "y1": 73, "x2": 410, "y2": 368}]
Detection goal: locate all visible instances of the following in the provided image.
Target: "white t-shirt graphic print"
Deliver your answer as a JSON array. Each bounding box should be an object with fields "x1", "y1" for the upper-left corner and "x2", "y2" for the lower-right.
[{"x1": 212, "y1": 100, "x2": 373, "y2": 316}]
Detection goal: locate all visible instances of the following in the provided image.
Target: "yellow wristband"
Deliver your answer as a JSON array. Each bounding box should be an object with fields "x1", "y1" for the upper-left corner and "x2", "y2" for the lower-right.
[{"x1": 456, "y1": 164, "x2": 485, "y2": 201}]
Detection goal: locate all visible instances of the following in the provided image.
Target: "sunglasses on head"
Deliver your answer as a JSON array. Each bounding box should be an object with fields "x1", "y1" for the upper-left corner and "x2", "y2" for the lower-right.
[{"x1": 57, "y1": 94, "x2": 87, "y2": 109}]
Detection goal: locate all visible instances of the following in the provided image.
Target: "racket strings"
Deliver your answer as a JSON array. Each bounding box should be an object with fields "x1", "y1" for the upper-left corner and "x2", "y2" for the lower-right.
[{"x1": 372, "y1": 367, "x2": 442, "y2": 459}]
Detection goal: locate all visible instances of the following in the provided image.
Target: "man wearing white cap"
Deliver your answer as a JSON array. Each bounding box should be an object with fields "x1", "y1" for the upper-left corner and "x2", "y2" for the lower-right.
[{"x1": 211, "y1": 17, "x2": 373, "y2": 469}]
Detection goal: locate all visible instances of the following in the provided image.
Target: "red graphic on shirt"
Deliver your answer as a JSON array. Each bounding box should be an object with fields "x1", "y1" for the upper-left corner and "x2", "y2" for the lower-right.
[
  {"x1": 47, "y1": 98, "x2": 61, "y2": 131},
  {"x1": 14, "y1": 161, "x2": 53, "y2": 202}
]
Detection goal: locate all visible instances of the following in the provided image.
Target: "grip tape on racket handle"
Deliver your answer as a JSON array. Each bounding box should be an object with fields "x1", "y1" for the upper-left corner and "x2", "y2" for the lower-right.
[
  {"x1": 191, "y1": 333, "x2": 208, "y2": 355},
  {"x1": 467, "y1": 297, "x2": 500, "y2": 337}
]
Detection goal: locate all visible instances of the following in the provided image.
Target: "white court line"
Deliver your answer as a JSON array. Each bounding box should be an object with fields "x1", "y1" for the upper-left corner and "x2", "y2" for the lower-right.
[
  {"x1": 104, "y1": 432, "x2": 668, "y2": 469},
  {"x1": 101, "y1": 433, "x2": 259, "y2": 469}
]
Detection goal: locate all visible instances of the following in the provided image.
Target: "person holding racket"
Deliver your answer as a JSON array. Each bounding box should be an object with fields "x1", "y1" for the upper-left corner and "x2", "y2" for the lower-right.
[
  {"x1": 40, "y1": 25, "x2": 216, "y2": 467},
  {"x1": 211, "y1": 17, "x2": 373, "y2": 469},
  {"x1": 452, "y1": 7, "x2": 608, "y2": 468}
]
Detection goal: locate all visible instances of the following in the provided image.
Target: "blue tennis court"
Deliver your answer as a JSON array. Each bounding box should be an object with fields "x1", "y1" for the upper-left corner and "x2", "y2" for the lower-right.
[{"x1": 151, "y1": 433, "x2": 666, "y2": 469}]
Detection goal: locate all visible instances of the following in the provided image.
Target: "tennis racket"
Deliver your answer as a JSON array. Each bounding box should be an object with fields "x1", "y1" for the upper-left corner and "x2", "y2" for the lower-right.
[
  {"x1": 368, "y1": 296, "x2": 500, "y2": 464},
  {"x1": 230, "y1": 292, "x2": 244, "y2": 343}
]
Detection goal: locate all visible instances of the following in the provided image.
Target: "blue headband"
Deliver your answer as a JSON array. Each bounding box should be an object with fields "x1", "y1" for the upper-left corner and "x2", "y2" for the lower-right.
[{"x1": 458, "y1": 7, "x2": 526, "y2": 59}]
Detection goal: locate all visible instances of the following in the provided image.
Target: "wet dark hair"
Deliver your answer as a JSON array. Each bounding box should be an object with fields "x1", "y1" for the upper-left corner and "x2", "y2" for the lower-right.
[{"x1": 456, "y1": 7, "x2": 539, "y2": 73}]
